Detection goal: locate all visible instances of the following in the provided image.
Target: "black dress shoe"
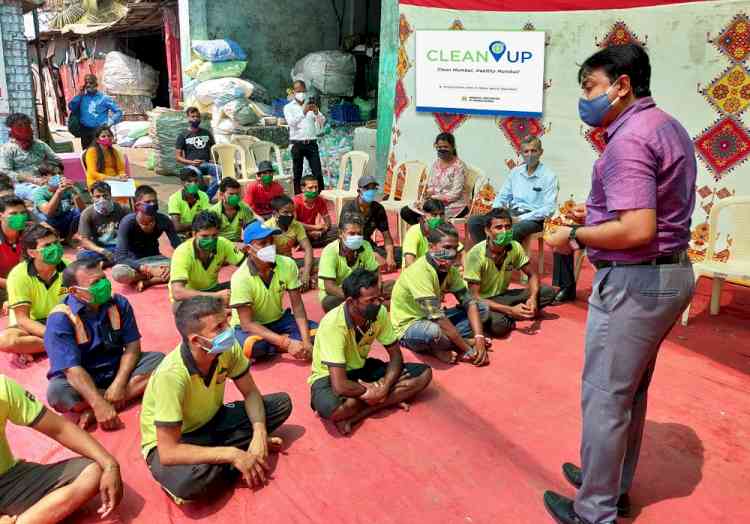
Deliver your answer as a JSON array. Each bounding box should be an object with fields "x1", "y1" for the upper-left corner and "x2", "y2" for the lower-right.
[
  {"x1": 543, "y1": 491, "x2": 592, "y2": 524},
  {"x1": 552, "y1": 288, "x2": 576, "y2": 304},
  {"x1": 562, "y1": 463, "x2": 632, "y2": 517}
]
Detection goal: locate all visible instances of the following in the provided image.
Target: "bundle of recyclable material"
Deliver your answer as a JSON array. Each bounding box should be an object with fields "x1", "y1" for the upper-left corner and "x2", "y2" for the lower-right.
[
  {"x1": 181, "y1": 39, "x2": 281, "y2": 146},
  {"x1": 101, "y1": 52, "x2": 158, "y2": 97},
  {"x1": 110, "y1": 94, "x2": 153, "y2": 119},
  {"x1": 291, "y1": 51, "x2": 356, "y2": 97},
  {"x1": 112, "y1": 121, "x2": 150, "y2": 143},
  {"x1": 148, "y1": 108, "x2": 209, "y2": 175},
  {"x1": 185, "y1": 59, "x2": 247, "y2": 81},
  {"x1": 195, "y1": 77, "x2": 255, "y2": 108},
  {"x1": 133, "y1": 135, "x2": 154, "y2": 148},
  {"x1": 219, "y1": 99, "x2": 259, "y2": 127},
  {"x1": 191, "y1": 39, "x2": 247, "y2": 62}
]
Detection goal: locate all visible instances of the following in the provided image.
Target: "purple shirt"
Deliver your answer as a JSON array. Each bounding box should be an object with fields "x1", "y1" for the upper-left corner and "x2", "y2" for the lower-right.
[{"x1": 585, "y1": 97, "x2": 696, "y2": 263}]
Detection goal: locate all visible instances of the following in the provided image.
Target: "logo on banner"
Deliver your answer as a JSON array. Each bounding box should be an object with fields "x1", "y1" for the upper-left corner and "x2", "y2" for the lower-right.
[
  {"x1": 489, "y1": 41, "x2": 506, "y2": 61},
  {"x1": 426, "y1": 40, "x2": 533, "y2": 64}
]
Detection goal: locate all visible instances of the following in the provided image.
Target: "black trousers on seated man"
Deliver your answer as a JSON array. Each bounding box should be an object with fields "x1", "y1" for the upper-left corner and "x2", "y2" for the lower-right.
[
  {"x1": 0, "y1": 457, "x2": 93, "y2": 515},
  {"x1": 146, "y1": 393, "x2": 292, "y2": 502},
  {"x1": 310, "y1": 357, "x2": 430, "y2": 419},
  {"x1": 467, "y1": 215, "x2": 576, "y2": 297},
  {"x1": 485, "y1": 286, "x2": 557, "y2": 337}
]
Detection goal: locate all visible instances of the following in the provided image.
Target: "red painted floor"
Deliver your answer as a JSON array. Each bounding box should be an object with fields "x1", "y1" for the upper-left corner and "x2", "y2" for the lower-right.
[{"x1": 2, "y1": 242, "x2": 749, "y2": 523}]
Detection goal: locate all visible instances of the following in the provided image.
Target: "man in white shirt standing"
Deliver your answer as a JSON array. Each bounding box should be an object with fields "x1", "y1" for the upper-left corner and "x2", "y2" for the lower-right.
[{"x1": 283, "y1": 80, "x2": 326, "y2": 194}]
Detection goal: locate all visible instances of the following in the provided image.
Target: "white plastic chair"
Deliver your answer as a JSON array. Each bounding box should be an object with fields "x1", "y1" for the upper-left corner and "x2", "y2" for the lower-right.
[
  {"x1": 382, "y1": 160, "x2": 428, "y2": 241},
  {"x1": 681, "y1": 196, "x2": 750, "y2": 326},
  {"x1": 320, "y1": 151, "x2": 369, "y2": 218},
  {"x1": 523, "y1": 232, "x2": 546, "y2": 276},
  {"x1": 211, "y1": 143, "x2": 245, "y2": 181},
  {"x1": 451, "y1": 164, "x2": 484, "y2": 229},
  {"x1": 230, "y1": 135, "x2": 260, "y2": 181}
]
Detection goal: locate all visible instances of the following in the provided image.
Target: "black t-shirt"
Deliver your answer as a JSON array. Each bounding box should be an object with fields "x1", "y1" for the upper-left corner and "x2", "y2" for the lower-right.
[
  {"x1": 78, "y1": 203, "x2": 128, "y2": 247},
  {"x1": 114, "y1": 212, "x2": 181, "y2": 268},
  {"x1": 175, "y1": 128, "x2": 215, "y2": 162},
  {"x1": 339, "y1": 199, "x2": 389, "y2": 242}
]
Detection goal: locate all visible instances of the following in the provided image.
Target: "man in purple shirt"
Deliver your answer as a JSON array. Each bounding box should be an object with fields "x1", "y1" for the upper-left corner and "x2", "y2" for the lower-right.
[{"x1": 543, "y1": 44, "x2": 696, "y2": 524}]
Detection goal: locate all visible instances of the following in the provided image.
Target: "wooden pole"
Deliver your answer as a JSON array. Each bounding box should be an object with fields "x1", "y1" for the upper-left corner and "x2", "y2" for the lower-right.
[{"x1": 32, "y1": 7, "x2": 50, "y2": 140}]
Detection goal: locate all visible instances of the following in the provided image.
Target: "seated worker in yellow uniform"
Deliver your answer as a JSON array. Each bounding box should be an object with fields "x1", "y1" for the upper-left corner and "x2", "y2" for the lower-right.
[
  {"x1": 0, "y1": 375, "x2": 123, "y2": 522},
  {"x1": 168, "y1": 168, "x2": 211, "y2": 236},
  {"x1": 230, "y1": 220, "x2": 316, "y2": 360},
  {"x1": 209, "y1": 177, "x2": 255, "y2": 243},
  {"x1": 169, "y1": 211, "x2": 245, "y2": 307},
  {"x1": 264, "y1": 195, "x2": 314, "y2": 291},
  {"x1": 317, "y1": 212, "x2": 393, "y2": 313},
  {"x1": 390, "y1": 223, "x2": 490, "y2": 366},
  {"x1": 139, "y1": 296, "x2": 292, "y2": 504},
  {"x1": 402, "y1": 198, "x2": 447, "y2": 268},
  {"x1": 465, "y1": 207, "x2": 556, "y2": 338},
  {"x1": 0, "y1": 224, "x2": 66, "y2": 366},
  {"x1": 44, "y1": 259, "x2": 165, "y2": 430},
  {"x1": 309, "y1": 269, "x2": 432, "y2": 436}
]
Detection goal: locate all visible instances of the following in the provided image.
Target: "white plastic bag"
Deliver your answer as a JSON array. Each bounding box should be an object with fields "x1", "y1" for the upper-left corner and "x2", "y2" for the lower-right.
[
  {"x1": 194, "y1": 78, "x2": 255, "y2": 107},
  {"x1": 112, "y1": 121, "x2": 147, "y2": 142},
  {"x1": 133, "y1": 135, "x2": 154, "y2": 148},
  {"x1": 215, "y1": 117, "x2": 236, "y2": 133},
  {"x1": 291, "y1": 51, "x2": 356, "y2": 96},
  {"x1": 102, "y1": 52, "x2": 158, "y2": 97},
  {"x1": 117, "y1": 136, "x2": 136, "y2": 148}
]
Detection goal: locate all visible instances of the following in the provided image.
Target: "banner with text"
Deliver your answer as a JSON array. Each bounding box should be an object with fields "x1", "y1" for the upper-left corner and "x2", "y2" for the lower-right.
[{"x1": 415, "y1": 30, "x2": 545, "y2": 117}]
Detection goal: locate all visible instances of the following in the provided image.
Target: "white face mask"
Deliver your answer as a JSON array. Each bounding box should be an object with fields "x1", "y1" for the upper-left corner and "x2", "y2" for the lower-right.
[
  {"x1": 294, "y1": 92, "x2": 306, "y2": 103},
  {"x1": 255, "y1": 244, "x2": 276, "y2": 263}
]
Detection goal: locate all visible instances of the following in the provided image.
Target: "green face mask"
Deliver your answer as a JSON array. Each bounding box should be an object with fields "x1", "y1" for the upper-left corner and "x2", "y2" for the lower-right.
[
  {"x1": 185, "y1": 183, "x2": 200, "y2": 195},
  {"x1": 261, "y1": 175, "x2": 274, "y2": 185},
  {"x1": 84, "y1": 278, "x2": 112, "y2": 306},
  {"x1": 197, "y1": 236, "x2": 218, "y2": 252},
  {"x1": 40, "y1": 242, "x2": 64, "y2": 265},
  {"x1": 493, "y1": 230, "x2": 514, "y2": 247},
  {"x1": 226, "y1": 194, "x2": 241, "y2": 207},
  {"x1": 7, "y1": 213, "x2": 28, "y2": 231},
  {"x1": 425, "y1": 216, "x2": 444, "y2": 230},
  {"x1": 304, "y1": 191, "x2": 318, "y2": 199}
]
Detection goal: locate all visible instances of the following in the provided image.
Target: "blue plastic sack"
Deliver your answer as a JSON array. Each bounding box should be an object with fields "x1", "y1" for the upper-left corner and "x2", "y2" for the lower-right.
[{"x1": 191, "y1": 39, "x2": 247, "y2": 62}]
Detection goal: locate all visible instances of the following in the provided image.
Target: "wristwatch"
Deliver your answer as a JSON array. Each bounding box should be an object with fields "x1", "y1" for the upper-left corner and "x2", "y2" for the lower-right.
[{"x1": 568, "y1": 226, "x2": 582, "y2": 250}]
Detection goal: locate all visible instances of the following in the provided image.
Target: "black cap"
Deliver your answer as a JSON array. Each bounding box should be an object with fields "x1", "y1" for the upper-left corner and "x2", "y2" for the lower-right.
[
  {"x1": 357, "y1": 174, "x2": 379, "y2": 189},
  {"x1": 257, "y1": 160, "x2": 275, "y2": 174}
]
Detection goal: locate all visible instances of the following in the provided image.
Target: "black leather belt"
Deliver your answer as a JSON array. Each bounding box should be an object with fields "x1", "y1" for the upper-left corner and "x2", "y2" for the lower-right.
[
  {"x1": 593, "y1": 251, "x2": 685, "y2": 270},
  {"x1": 290, "y1": 139, "x2": 317, "y2": 145}
]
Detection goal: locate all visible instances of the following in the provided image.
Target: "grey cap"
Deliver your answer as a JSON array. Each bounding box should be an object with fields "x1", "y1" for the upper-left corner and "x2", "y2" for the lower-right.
[
  {"x1": 257, "y1": 160, "x2": 275, "y2": 174},
  {"x1": 357, "y1": 174, "x2": 379, "y2": 189}
]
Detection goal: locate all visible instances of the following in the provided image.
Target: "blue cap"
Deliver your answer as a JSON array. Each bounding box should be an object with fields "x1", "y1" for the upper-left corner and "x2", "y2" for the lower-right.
[{"x1": 242, "y1": 220, "x2": 280, "y2": 244}]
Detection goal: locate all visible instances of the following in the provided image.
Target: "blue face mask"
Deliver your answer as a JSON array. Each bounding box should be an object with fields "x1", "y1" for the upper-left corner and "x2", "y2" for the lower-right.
[
  {"x1": 48, "y1": 175, "x2": 61, "y2": 189},
  {"x1": 361, "y1": 189, "x2": 377, "y2": 203},
  {"x1": 578, "y1": 84, "x2": 620, "y2": 127},
  {"x1": 199, "y1": 326, "x2": 236, "y2": 355},
  {"x1": 343, "y1": 234, "x2": 364, "y2": 251}
]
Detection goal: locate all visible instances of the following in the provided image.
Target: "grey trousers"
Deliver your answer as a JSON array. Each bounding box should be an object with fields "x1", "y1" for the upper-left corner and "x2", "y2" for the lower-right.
[{"x1": 575, "y1": 260, "x2": 694, "y2": 523}]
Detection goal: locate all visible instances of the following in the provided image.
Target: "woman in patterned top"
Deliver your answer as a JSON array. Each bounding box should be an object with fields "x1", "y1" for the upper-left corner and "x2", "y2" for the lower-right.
[{"x1": 400, "y1": 132, "x2": 468, "y2": 225}]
